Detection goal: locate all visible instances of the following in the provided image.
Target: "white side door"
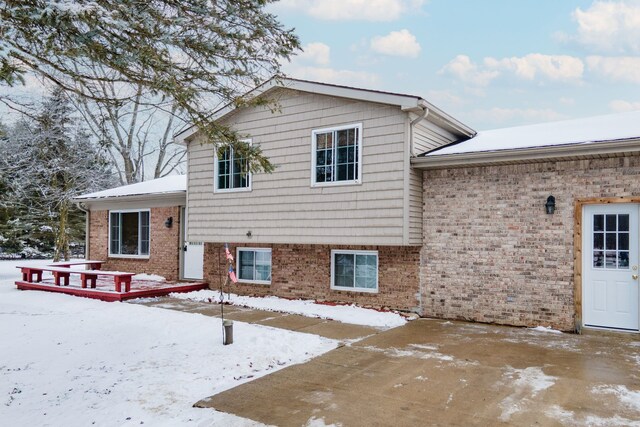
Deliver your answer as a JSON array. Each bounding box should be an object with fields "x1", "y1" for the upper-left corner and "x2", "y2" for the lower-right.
[
  {"x1": 181, "y1": 207, "x2": 204, "y2": 280},
  {"x1": 583, "y1": 204, "x2": 639, "y2": 331}
]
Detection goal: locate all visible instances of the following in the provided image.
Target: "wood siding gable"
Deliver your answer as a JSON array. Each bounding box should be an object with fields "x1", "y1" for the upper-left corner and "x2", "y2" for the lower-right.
[{"x1": 187, "y1": 89, "x2": 451, "y2": 246}]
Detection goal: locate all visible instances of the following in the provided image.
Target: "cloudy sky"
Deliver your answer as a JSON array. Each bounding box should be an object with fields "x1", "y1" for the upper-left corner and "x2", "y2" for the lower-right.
[{"x1": 271, "y1": 0, "x2": 640, "y2": 130}]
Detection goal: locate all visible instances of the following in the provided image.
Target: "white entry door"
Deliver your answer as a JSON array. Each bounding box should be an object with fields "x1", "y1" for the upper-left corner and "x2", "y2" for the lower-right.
[
  {"x1": 181, "y1": 207, "x2": 204, "y2": 280},
  {"x1": 583, "y1": 204, "x2": 639, "y2": 331}
]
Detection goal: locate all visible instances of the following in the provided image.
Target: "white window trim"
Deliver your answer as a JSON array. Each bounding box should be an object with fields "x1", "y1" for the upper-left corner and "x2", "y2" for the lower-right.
[
  {"x1": 330, "y1": 249, "x2": 378, "y2": 293},
  {"x1": 236, "y1": 247, "x2": 272, "y2": 285},
  {"x1": 108, "y1": 209, "x2": 151, "y2": 259},
  {"x1": 214, "y1": 138, "x2": 253, "y2": 193},
  {"x1": 311, "y1": 123, "x2": 363, "y2": 188}
]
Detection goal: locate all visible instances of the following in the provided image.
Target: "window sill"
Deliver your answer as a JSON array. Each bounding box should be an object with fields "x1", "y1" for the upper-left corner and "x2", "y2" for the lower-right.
[
  {"x1": 237, "y1": 280, "x2": 271, "y2": 286},
  {"x1": 108, "y1": 254, "x2": 150, "y2": 260},
  {"x1": 330, "y1": 286, "x2": 378, "y2": 294},
  {"x1": 311, "y1": 180, "x2": 361, "y2": 188},
  {"x1": 214, "y1": 187, "x2": 252, "y2": 194}
]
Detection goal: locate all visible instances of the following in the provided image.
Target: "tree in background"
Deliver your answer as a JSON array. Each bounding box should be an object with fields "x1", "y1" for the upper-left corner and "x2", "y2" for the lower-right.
[
  {"x1": 71, "y1": 79, "x2": 186, "y2": 185},
  {"x1": 0, "y1": 0, "x2": 300, "y2": 174},
  {"x1": 0, "y1": 88, "x2": 115, "y2": 260}
]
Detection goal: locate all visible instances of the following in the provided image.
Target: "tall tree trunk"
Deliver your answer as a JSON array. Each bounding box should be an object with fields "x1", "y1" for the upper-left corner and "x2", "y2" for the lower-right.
[{"x1": 54, "y1": 200, "x2": 69, "y2": 261}]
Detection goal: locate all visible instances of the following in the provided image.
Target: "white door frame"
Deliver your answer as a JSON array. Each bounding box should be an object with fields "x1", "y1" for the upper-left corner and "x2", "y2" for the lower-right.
[
  {"x1": 180, "y1": 206, "x2": 204, "y2": 280},
  {"x1": 580, "y1": 202, "x2": 640, "y2": 332}
]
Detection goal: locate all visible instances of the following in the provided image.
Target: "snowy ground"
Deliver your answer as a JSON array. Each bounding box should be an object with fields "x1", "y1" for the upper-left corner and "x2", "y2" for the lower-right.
[
  {"x1": 171, "y1": 290, "x2": 408, "y2": 329},
  {"x1": 0, "y1": 260, "x2": 338, "y2": 426}
]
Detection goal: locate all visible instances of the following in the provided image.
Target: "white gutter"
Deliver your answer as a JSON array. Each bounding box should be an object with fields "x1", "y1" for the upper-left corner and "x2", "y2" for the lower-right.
[
  {"x1": 409, "y1": 105, "x2": 430, "y2": 156},
  {"x1": 412, "y1": 137, "x2": 640, "y2": 169},
  {"x1": 75, "y1": 201, "x2": 90, "y2": 259}
]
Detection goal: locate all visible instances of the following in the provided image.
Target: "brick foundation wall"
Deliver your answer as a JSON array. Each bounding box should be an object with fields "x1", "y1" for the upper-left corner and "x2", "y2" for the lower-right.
[
  {"x1": 204, "y1": 243, "x2": 421, "y2": 312},
  {"x1": 88, "y1": 206, "x2": 181, "y2": 281},
  {"x1": 421, "y1": 155, "x2": 640, "y2": 331}
]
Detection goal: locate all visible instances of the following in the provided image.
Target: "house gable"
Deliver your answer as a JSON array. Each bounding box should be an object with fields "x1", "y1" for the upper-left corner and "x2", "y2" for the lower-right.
[{"x1": 187, "y1": 88, "x2": 414, "y2": 245}]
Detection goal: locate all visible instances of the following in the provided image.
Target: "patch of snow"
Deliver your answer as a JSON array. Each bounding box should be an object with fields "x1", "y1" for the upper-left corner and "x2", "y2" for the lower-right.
[
  {"x1": 132, "y1": 273, "x2": 166, "y2": 281},
  {"x1": 0, "y1": 260, "x2": 337, "y2": 425},
  {"x1": 499, "y1": 366, "x2": 557, "y2": 421},
  {"x1": 408, "y1": 343, "x2": 439, "y2": 351},
  {"x1": 364, "y1": 345, "x2": 455, "y2": 362},
  {"x1": 74, "y1": 175, "x2": 185, "y2": 200},
  {"x1": 415, "y1": 375, "x2": 428, "y2": 381},
  {"x1": 529, "y1": 326, "x2": 563, "y2": 334},
  {"x1": 428, "y1": 110, "x2": 640, "y2": 156},
  {"x1": 547, "y1": 405, "x2": 640, "y2": 427},
  {"x1": 170, "y1": 290, "x2": 407, "y2": 329},
  {"x1": 305, "y1": 417, "x2": 343, "y2": 427},
  {"x1": 593, "y1": 385, "x2": 640, "y2": 412}
]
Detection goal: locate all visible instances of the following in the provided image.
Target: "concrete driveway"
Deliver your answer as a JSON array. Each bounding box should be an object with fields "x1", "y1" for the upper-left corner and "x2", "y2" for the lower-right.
[{"x1": 194, "y1": 319, "x2": 640, "y2": 426}]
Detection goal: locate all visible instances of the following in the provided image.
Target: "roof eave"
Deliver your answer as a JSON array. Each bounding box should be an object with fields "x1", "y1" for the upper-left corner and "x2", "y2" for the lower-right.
[
  {"x1": 174, "y1": 77, "x2": 476, "y2": 144},
  {"x1": 411, "y1": 137, "x2": 640, "y2": 170},
  {"x1": 72, "y1": 190, "x2": 186, "y2": 204}
]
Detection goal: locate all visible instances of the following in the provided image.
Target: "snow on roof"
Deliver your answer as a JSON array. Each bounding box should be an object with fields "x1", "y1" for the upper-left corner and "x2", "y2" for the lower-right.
[
  {"x1": 74, "y1": 175, "x2": 186, "y2": 200},
  {"x1": 427, "y1": 110, "x2": 640, "y2": 156}
]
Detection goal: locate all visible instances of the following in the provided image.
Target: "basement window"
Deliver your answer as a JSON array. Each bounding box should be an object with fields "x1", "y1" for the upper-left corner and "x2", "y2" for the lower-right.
[
  {"x1": 331, "y1": 250, "x2": 378, "y2": 293},
  {"x1": 109, "y1": 210, "x2": 150, "y2": 258},
  {"x1": 237, "y1": 248, "x2": 272, "y2": 284}
]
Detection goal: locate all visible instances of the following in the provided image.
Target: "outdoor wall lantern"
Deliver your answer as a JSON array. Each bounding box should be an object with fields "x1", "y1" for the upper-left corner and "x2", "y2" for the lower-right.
[
  {"x1": 545, "y1": 196, "x2": 556, "y2": 215},
  {"x1": 246, "y1": 230, "x2": 252, "y2": 238},
  {"x1": 165, "y1": 217, "x2": 173, "y2": 228}
]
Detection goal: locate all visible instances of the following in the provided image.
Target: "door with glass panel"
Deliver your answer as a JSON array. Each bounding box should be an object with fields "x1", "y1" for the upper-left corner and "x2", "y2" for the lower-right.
[{"x1": 583, "y1": 204, "x2": 639, "y2": 331}]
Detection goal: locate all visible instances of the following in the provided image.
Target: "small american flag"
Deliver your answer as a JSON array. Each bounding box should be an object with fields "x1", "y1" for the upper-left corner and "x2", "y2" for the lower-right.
[
  {"x1": 224, "y1": 243, "x2": 234, "y2": 262},
  {"x1": 228, "y1": 265, "x2": 238, "y2": 283}
]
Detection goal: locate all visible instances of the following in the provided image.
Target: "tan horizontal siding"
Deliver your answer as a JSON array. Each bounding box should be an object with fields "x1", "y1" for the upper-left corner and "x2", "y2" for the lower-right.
[
  {"x1": 187, "y1": 89, "x2": 409, "y2": 245},
  {"x1": 412, "y1": 115, "x2": 458, "y2": 155},
  {"x1": 408, "y1": 168, "x2": 423, "y2": 245}
]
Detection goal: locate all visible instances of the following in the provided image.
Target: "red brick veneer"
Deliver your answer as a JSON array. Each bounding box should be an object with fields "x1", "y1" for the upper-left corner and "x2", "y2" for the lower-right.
[
  {"x1": 421, "y1": 155, "x2": 640, "y2": 330},
  {"x1": 88, "y1": 207, "x2": 181, "y2": 281},
  {"x1": 204, "y1": 243, "x2": 421, "y2": 312}
]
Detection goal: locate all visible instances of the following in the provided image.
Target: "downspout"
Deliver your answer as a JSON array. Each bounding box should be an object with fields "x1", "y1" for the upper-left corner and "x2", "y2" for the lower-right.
[
  {"x1": 409, "y1": 104, "x2": 430, "y2": 157},
  {"x1": 76, "y1": 202, "x2": 90, "y2": 260},
  {"x1": 408, "y1": 102, "x2": 429, "y2": 317}
]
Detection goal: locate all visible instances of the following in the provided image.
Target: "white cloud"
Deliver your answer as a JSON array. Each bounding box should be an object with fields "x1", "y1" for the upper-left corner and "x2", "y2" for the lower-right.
[
  {"x1": 441, "y1": 54, "x2": 584, "y2": 86},
  {"x1": 276, "y1": 0, "x2": 425, "y2": 21},
  {"x1": 370, "y1": 29, "x2": 421, "y2": 58},
  {"x1": 587, "y1": 56, "x2": 640, "y2": 83},
  {"x1": 485, "y1": 54, "x2": 584, "y2": 82},
  {"x1": 297, "y1": 42, "x2": 331, "y2": 66},
  {"x1": 609, "y1": 99, "x2": 640, "y2": 112},
  {"x1": 439, "y1": 55, "x2": 500, "y2": 86},
  {"x1": 285, "y1": 66, "x2": 379, "y2": 87},
  {"x1": 426, "y1": 90, "x2": 468, "y2": 107},
  {"x1": 472, "y1": 107, "x2": 566, "y2": 126},
  {"x1": 559, "y1": 97, "x2": 575, "y2": 106},
  {"x1": 572, "y1": 1, "x2": 640, "y2": 53}
]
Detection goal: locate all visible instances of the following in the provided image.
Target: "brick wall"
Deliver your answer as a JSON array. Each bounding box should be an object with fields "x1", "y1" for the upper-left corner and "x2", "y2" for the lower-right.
[
  {"x1": 421, "y1": 155, "x2": 640, "y2": 330},
  {"x1": 88, "y1": 206, "x2": 181, "y2": 281},
  {"x1": 204, "y1": 243, "x2": 421, "y2": 312}
]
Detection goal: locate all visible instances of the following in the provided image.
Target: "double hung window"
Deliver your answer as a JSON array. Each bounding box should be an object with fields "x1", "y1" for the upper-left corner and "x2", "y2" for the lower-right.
[
  {"x1": 312, "y1": 124, "x2": 362, "y2": 186},
  {"x1": 109, "y1": 210, "x2": 150, "y2": 257},
  {"x1": 215, "y1": 140, "x2": 251, "y2": 192}
]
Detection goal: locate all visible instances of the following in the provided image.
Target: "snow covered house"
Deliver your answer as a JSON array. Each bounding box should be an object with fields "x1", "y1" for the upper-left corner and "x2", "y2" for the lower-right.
[
  {"x1": 73, "y1": 175, "x2": 204, "y2": 282},
  {"x1": 414, "y1": 111, "x2": 640, "y2": 332},
  {"x1": 174, "y1": 78, "x2": 475, "y2": 311},
  {"x1": 76, "y1": 77, "x2": 640, "y2": 333}
]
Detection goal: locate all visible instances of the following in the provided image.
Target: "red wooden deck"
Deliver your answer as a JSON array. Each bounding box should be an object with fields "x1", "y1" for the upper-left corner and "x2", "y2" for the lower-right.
[{"x1": 15, "y1": 276, "x2": 208, "y2": 302}]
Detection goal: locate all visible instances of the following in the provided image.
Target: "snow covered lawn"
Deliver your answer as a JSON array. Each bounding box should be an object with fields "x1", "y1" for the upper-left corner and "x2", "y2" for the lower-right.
[
  {"x1": 0, "y1": 260, "x2": 338, "y2": 426},
  {"x1": 170, "y1": 290, "x2": 408, "y2": 329}
]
